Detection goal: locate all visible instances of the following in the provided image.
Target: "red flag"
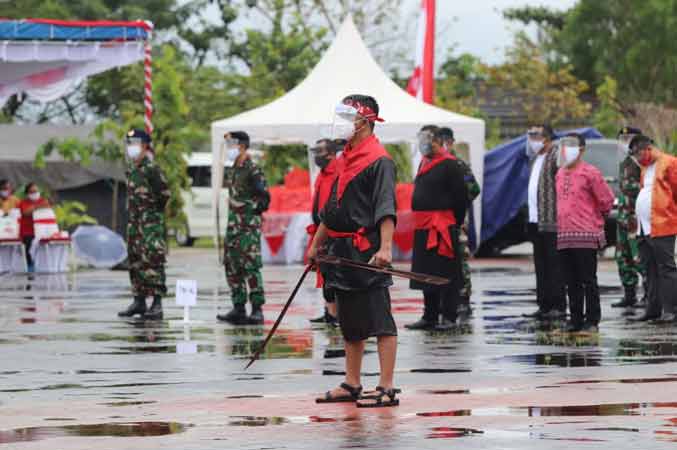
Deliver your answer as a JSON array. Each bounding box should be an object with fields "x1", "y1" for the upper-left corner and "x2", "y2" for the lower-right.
[{"x1": 406, "y1": 0, "x2": 435, "y2": 104}]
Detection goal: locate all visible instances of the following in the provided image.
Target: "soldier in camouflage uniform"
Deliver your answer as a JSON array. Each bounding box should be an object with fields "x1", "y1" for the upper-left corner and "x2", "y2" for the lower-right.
[
  {"x1": 118, "y1": 129, "x2": 170, "y2": 320},
  {"x1": 439, "y1": 127, "x2": 481, "y2": 315},
  {"x1": 217, "y1": 131, "x2": 270, "y2": 325},
  {"x1": 612, "y1": 127, "x2": 647, "y2": 309}
]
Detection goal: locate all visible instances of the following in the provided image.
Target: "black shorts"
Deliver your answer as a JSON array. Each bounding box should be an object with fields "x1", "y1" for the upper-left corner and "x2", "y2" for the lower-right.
[{"x1": 335, "y1": 287, "x2": 398, "y2": 342}]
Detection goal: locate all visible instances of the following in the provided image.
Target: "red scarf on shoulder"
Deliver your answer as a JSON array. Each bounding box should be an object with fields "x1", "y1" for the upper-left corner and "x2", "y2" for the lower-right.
[
  {"x1": 417, "y1": 150, "x2": 456, "y2": 177},
  {"x1": 336, "y1": 134, "x2": 391, "y2": 201}
]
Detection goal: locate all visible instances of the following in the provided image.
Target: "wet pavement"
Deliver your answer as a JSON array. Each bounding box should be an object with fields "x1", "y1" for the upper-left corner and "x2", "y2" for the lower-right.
[{"x1": 1, "y1": 249, "x2": 677, "y2": 449}]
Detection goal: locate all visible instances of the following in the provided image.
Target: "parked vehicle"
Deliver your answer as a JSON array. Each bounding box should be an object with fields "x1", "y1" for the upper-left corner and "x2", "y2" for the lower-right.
[
  {"x1": 476, "y1": 139, "x2": 621, "y2": 257},
  {"x1": 174, "y1": 153, "x2": 228, "y2": 247}
]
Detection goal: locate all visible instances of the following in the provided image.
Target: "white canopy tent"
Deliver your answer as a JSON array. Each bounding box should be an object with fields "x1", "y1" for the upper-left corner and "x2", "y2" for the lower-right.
[{"x1": 211, "y1": 16, "x2": 485, "y2": 244}]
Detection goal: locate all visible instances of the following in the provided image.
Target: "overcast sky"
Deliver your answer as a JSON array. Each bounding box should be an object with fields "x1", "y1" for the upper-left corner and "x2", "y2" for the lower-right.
[
  {"x1": 408, "y1": 0, "x2": 578, "y2": 64},
  {"x1": 196, "y1": 0, "x2": 579, "y2": 68}
]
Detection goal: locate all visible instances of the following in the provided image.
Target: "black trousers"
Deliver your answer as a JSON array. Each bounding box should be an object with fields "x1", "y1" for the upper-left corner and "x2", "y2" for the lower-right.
[
  {"x1": 559, "y1": 248, "x2": 600, "y2": 326},
  {"x1": 639, "y1": 235, "x2": 677, "y2": 316},
  {"x1": 529, "y1": 224, "x2": 566, "y2": 312},
  {"x1": 23, "y1": 236, "x2": 34, "y2": 267},
  {"x1": 423, "y1": 286, "x2": 459, "y2": 322}
]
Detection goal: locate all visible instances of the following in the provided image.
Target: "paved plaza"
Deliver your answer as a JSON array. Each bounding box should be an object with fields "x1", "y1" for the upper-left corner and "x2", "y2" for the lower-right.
[{"x1": 1, "y1": 248, "x2": 676, "y2": 449}]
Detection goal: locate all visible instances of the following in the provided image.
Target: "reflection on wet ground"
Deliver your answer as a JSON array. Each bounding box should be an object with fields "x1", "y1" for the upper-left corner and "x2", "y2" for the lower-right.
[
  {"x1": 0, "y1": 422, "x2": 188, "y2": 444},
  {"x1": 1, "y1": 253, "x2": 677, "y2": 449}
]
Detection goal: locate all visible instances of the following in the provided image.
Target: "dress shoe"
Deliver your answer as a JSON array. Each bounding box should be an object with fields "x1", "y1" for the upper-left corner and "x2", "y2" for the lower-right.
[
  {"x1": 435, "y1": 317, "x2": 457, "y2": 331},
  {"x1": 217, "y1": 304, "x2": 248, "y2": 325},
  {"x1": 522, "y1": 309, "x2": 547, "y2": 319},
  {"x1": 650, "y1": 313, "x2": 677, "y2": 324},
  {"x1": 621, "y1": 307, "x2": 636, "y2": 317},
  {"x1": 564, "y1": 322, "x2": 584, "y2": 333},
  {"x1": 581, "y1": 323, "x2": 599, "y2": 334},
  {"x1": 143, "y1": 296, "x2": 163, "y2": 320},
  {"x1": 543, "y1": 309, "x2": 566, "y2": 320},
  {"x1": 248, "y1": 305, "x2": 264, "y2": 325},
  {"x1": 628, "y1": 313, "x2": 660, "y2": 322},
  {"x1": 405, "y1": 317, "x2": 437, "y2": 330},
  {"x1": 118, "y1": 296, "x2": 147, "y2": 317}
]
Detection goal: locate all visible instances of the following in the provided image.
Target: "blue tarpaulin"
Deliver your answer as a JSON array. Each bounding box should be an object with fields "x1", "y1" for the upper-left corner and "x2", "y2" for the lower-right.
[{"x1": 480, "y1": 127, "x2": 604, "y2": 244}]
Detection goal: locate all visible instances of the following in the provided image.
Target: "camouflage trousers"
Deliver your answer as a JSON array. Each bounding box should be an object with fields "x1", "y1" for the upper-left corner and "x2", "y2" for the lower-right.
[
  {"x1": 127, "y1": 228, "x2": 168, "y2": 297},
  {"x1": 224, "y1": 209, "x2": 265, "y2": 306},
  {"x1": 458, "y1": 224, "x2": 472, "y2": 298},
  {"x1": 615, "y1": 225, "x2": 647, "y2": 289}
]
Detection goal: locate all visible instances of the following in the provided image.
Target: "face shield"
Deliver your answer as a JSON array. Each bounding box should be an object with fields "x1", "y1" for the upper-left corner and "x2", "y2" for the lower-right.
[
  {"x1": 331, "y1": 103, "x2": 361, "y2": 141},
  {"x1": 416, "y1": 130, "x2": 434, "y2": 157},
  {"x1": 558, "y1": 136, "x2": 581, "y2": 167}
]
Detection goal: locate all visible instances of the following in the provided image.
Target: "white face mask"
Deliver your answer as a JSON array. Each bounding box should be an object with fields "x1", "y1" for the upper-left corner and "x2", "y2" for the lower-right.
[
  {"x1": 126, "y1": 145, "x2": 142, "y2": 160},
  {"x1": 0, "y1": 190, "x2": 9, "y2": 198},
  {"x1": 226, "y1": 148, "x2": 240, "y2": 163},
  {"x1": 561, "y1": 146, "x2": 581, "y2": 167},
  {"x1": 28, "y1": 192, "x2": 41, "y2": 202},
  {"x1": 527, "y1": 139, "x2": 545, "y2": 157}
]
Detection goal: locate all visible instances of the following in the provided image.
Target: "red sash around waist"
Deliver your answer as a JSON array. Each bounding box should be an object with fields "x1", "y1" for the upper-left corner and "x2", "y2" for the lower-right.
[
  {"x1": 413, "y1": 210, "x2": 456, "y2": 258},
  {"x1": 326, "y1": 227, "x2": 371, "y2": 252}
]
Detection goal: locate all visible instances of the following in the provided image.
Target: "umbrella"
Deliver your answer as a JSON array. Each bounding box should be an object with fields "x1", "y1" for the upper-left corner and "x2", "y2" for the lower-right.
[{"x1": 72, "y1": 225, "x2": 127, "y2": 269}]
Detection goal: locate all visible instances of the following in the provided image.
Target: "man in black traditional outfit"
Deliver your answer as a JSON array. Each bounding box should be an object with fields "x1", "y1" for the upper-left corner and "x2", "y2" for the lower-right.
[
  {"x1": 307, "y1": 94, "x2": 400, "y2": 408},
  {"x1": 406, "y1": 125, "x2": 467, "y2": 330}
]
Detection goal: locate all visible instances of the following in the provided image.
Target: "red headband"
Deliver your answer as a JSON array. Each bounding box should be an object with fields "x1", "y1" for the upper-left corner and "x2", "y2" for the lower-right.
[{"x1": 343, "y1": 99, "x2": 384, "y2": 123}]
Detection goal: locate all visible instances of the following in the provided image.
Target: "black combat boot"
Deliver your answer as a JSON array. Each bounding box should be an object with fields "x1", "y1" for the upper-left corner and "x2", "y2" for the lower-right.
[
  {"x1": 118, "y1": 295, "x2": 147, "y2": 317},
  {"x1": 405, "y1": 293, "x2": 439, "y2": 330},
  {"x1": 217, "y1": 304, "x2": 248, "y2": 325},
  {"x1": 248, "y1": 304, "x2": 264, "y2": 325},
  {"x1": 144, "y1": 295, "x2": 163, "y2": 320},
  {"x1": 612, "y1": 286, "x2": 637, "y2": 308}
]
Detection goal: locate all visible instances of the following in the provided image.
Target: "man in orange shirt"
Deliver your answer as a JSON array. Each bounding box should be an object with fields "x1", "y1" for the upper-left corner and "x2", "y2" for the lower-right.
[{"x1": 629, "y1": 136, "x2": 677, "y2": 323}]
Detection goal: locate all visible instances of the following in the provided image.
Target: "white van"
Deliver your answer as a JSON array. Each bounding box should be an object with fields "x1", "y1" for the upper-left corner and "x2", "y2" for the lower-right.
[
  {"x1": 175, "y1": 150, "x2": 265, "y2": 246},
  {"x1": 175, "y1": 152, "x2": 228, "y2": 246}
]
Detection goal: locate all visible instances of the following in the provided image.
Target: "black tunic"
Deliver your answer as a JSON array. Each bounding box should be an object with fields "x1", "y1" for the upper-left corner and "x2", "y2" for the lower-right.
[
  {"x1": 321, "y1": 157, "x2": 397, "y2": 291},
  {"x1": 410, "y1": 158, "x2": 467, "y2": 291}
]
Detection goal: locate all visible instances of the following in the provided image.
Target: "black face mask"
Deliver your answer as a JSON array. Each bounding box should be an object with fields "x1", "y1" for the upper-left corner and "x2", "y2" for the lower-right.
[{"x1": 314, "y1": 154, "x2": 331, "y2": 169}]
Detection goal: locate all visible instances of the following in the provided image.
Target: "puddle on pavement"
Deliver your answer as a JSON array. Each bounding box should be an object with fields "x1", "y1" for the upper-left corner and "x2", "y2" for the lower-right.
[
  {"x1": 417, "y1": 402, "x2": 677, "y2": 418},
  {"x1": 100, "y1": 401, "x2": 157, "y2": 407},
  {"x1": 228, "y1": 416, "x2": 289, "y2": 426},
  {"x1": 0, "y1": 421, "x2": 189, "y2": 444},
  {"x1": 426, "y1": 426, "x2": 483, "y2": 439}
]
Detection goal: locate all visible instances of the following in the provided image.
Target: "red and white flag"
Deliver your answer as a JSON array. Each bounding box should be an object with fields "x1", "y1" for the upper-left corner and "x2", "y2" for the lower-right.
[{"x1": 406, "y1": 0, "x2": 436, "y2": 104}]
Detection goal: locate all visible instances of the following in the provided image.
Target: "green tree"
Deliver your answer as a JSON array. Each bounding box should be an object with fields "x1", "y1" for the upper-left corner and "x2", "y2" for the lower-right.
[
  {"x1": 36, "y1": 45, "x2": 200, "y2": 228},
  {"x1": 505, "y1": 0, "x2": 677, "y2": 107},
  {"x1": 483, "y1": 33, "x2": 591, "y2": 127},
  {"x1": 0, "y1": 0, "x2": 180, "y2": 122}
]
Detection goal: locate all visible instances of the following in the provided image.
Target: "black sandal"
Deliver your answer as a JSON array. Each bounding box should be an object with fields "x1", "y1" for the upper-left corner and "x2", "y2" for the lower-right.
[
  {"x1": 356, "y1": 386, "x2": 401, "y2": 408},
  {"x1": 316, "y1": 382, "x2": 362, "y2": 403}
]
